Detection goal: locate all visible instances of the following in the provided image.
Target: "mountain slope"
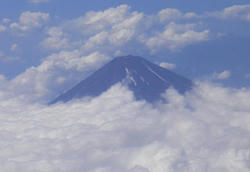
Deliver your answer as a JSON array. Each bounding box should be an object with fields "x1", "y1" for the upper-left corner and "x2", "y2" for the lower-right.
[{"x1": 49, "y1": 55, "x2": 193, "y2": 104}]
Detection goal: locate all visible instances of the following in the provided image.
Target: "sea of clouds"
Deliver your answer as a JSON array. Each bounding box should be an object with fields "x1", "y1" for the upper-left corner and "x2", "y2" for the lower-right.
[{"x1": 1, "y1": 82, "x2": 250, "y2": 172}]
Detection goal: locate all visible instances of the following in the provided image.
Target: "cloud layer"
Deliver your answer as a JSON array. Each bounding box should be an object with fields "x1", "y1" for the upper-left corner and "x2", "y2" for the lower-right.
[{"x1": 0, "y1": 82, "x2": 250, "y2": 171}]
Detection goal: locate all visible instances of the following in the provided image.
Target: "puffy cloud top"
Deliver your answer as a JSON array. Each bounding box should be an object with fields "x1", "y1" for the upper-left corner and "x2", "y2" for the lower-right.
[
  {"x1": 10, "y1": 11, "x2": 50, "y2": 31},
  {"x1": 0, "y1": 83, "x2": 250, "y2": 171}
]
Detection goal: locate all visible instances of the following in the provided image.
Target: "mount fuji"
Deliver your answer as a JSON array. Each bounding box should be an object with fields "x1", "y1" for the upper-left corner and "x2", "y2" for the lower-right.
[{"x1": 49, "y1": 55, "x2": 193, "y2": 104}]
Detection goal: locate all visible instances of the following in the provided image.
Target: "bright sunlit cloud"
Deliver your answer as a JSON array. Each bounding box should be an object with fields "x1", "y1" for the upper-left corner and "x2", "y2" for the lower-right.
[{"x1": 0, "y1": 83, "x2": 250, "y2": 171}]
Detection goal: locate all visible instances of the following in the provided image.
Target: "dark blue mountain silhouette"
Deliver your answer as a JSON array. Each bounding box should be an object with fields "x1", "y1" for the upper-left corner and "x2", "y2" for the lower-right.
[{"x1": 49, "y1": 55, "x2": 193, "y2": 104}]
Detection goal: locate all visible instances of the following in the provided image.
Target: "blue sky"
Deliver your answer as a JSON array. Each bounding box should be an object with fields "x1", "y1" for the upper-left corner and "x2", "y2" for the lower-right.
[{"x1": 0, "y1": 0, "x2": 250, "y2": 101}]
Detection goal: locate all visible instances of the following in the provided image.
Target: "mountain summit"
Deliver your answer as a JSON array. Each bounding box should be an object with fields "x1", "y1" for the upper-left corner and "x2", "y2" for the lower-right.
[{"x1": 49, "y1": 55, "x2": 193, "y2": 104}]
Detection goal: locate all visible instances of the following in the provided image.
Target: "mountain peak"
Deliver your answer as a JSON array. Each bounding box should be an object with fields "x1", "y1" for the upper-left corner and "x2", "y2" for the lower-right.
[
  {"x1": 114, "y1": 55, "x2": 142, "y2": 60},
  {"x1": 49, "y1": 56, "x2": 193, "y2": 104},
  {"x1": 109, "y1": 55, "x2": 146, "y2": 68}
]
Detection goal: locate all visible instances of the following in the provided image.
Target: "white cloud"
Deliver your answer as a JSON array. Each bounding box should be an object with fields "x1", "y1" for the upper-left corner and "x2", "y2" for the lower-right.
[
  {"x1": 158, "y1": 8, "x2": 183, "y2": 22},
  {"x1": 41, "y1": 27, "x2": 69, "y2": 51},
  {"x1": 44, "y1": 50, "x2": 109, "y2": 72},
  {"x1": 10, "y1": 11, "x2": 50, "y2": 31},
  {"x1": 72, "y1": 4, "x2": 144, "y2": 49},
  {"x1": 213, "y1": 70, "x2": 231, "y2": 80},
  {"x1": 0, "y1": 82, "x2": 250, "y2": 171},
  {"x1": 158, "y1": 8, "x2": 198, "y2": 23},
  {"x1": 5, "y1": 51, "x2": 110, "y2": 102},
  {"x1": 145, "y1": 22, "x2": 209, "y2": 52},
  {"x1": 28, "y1": 0, "x2": 51, "y2": 3},
  {"x1": 65, "y1": 5, "x2": 206, "y2": 54},
  {"x1": 0, "y1": 25, "x2": 7, "y2": 32},
  {"x1": 209, "y1": 4, "x2": 250, "y2": 21},
  {"x1": 73, "y1": 4, "x2": 132, "y2": 35},
  {"x1": 184, "y1": 12, "x2": 198, "y2": 18},
  {"x1": 159, "y1": 62, "x2": 176, "y2": 70}
]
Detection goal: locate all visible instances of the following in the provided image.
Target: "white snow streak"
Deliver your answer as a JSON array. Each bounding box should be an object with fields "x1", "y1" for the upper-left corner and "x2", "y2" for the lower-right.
[
  {"x1": 125, "y1": 67, "x2": 137, "y2": 86},
  {"x1": 145, "y1": 65, "x2": 169, "y2": 84}
]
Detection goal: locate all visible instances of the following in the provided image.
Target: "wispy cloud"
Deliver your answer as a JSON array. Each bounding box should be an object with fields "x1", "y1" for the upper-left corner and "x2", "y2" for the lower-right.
[
  {"x1": 212, "y1": 70, "x2": 231, "y2": 80},
  {"x1": 208, "y1": 4, "x2": 250, "y2": 21}
]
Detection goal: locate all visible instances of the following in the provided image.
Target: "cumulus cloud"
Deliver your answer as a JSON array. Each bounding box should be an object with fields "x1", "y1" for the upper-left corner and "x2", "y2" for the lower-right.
[
  {"x1": 0, "y1": 82, "x2": 250, "y2": 171},
  {"x1": 70, "y1": 4, "x2": 144, "y2": 51},
  {"x1": 72, "y1": 5, "x2": 136, "y2": 35},
  {"x1": 41, "y1": 27, "x2": 70, "y2": 51},
  {"x1": 213, "y1": 70, "x2": 231, "y2": 80},
  {"x1": 157, "y1": 5, "x2": 250, "y2": 23},
  {"x1": 10, "y1": 11, "x2": 50, "y2": 31},
  {"x1": 145, "y1": 22, "x2": 209, "y2": 52},
  {"x1": 158, "y1": 8, "x2": 183, "y2": 22},
  {"x1": 59, "y1": 4, "x2": 209, "y2": 54},
  {"x1": 5, "y1": 51, "x2": 110, "y2": 102},
  {"x1": 209, "y1": 4, "x2": 250, "y2": 21},
  {"x1": 159, "y1": 62, "x2": 176, "y2": 70},
  {"x1": 158, "y1": 8, "x2": 198, "y2": 23}
]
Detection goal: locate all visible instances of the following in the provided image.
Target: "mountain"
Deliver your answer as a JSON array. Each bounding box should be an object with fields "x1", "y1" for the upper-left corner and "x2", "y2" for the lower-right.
[{"x1": 49, "y1": 55, "x2": 193, "y2": 104}]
